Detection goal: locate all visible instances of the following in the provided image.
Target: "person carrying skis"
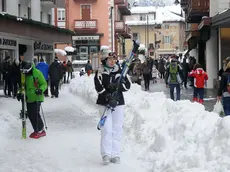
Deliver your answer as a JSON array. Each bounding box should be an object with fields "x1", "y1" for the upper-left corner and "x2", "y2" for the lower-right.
[
  {"x1": 218, "y1": 57, "x2": 230, "y2": 115},
  {"x1": 165, "y1": 56, "x2": 184, "y2": 101},
  {"x1": 94, "y1": 51, "x2": 132, "y2": 165},
  {"x1": 188, "y1": 64, "x2": 208, "y2": 104},
  {"x1": 17, "y1": 61, "x2": 47, "y2": 139}
]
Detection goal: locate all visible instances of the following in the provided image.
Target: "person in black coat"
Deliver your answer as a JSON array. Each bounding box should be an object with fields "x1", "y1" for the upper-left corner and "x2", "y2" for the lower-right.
[
  {"x1": 49, "y1": 57, "x2": 62, "y2": 98},
  {"x1": 2, "y1": 56, "x2": 12, "y2": 97},
  {"x1": 11, "y1": 59, "x2": 21, "y2": 98},
  {"x1": 94, "y1": 52, "x2": 131, "y2": 164},
  {"x1": 218, "y1": 58, "x2": 230, "y2": 116},
  {"x1": 182, "y1": 56, "x2": 190, "y2": 89}
]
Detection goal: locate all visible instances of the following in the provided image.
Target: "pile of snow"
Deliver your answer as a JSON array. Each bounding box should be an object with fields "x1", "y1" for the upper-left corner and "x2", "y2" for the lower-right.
[
  {"x1": 69, "y1": 74, "x2": 230, "y2": 172},
  {"x1": 64, "y1": 46, "x2": 75, "y2": 52}
]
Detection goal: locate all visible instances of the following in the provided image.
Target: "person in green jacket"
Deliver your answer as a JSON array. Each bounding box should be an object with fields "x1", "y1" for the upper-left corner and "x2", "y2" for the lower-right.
[{"x1": 17, "y1": 61, "x2": 47, "y2": 139}]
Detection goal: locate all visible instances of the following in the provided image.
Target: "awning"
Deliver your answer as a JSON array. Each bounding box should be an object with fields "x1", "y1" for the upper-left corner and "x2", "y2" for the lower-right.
[
  {"x1": 0, "y1": 13, "x2": 74, "y2": 43},
  {"x1": 212, "y1": 9, "x2": 230, "y2": 27}
]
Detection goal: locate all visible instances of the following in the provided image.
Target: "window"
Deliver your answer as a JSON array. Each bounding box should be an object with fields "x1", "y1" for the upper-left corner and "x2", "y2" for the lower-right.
[
  {"x1": 140, "y1": 14, "x2": 146, "y2": 21},
  {"x1": 2, "y1": 0, "x2": 6, "y2": 12},
  {"x1": 58, "y1": 9, "x2": 65, "y2": 21},
  {"x1": 133, "y1": 33, "x2": 139, "y2": 41},
  {"x1": 28, "y1": 7, "x2": 31, "y2": 19},
  {"x1": 164, "y1": 36, "x2": 171, "y2": 43},
  {"x1": 40, "y1": 12, "x2": 43, "y2": 22},
  {"x1": 48, "y1": 14, "x2": 51, "y2": 25},
  {"x1": 18, "y1": 4, "x2": 20, "y2": 17},
  {"x1": 164, "y1": 24, "x2": 169, "y2": 29},
  {"x1": 149, "y1": 51, "x2": 154, "y2": 56}
]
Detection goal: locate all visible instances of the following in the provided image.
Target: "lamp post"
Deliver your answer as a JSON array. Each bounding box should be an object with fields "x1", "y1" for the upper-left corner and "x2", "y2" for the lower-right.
[{"x1": 109, "y1": 6, "x2": 114, "y2": 51}]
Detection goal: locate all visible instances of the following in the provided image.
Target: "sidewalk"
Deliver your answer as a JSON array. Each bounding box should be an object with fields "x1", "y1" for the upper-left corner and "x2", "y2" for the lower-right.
[{"x1": 142, "y1": 79, "x2": 217, "y2": 112}]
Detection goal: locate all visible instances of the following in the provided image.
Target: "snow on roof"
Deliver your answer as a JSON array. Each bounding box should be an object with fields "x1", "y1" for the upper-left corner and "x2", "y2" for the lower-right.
[
  {"x1": 126, "y1": 5, "x2": 184, "y2": 26},
  {"x1": 164, "y1": 4, "x2": 182, "y2": 16}
]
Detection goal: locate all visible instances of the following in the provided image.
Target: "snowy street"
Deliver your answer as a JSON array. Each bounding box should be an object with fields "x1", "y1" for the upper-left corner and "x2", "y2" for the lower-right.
[
  {"x1": 0, "y1": 86, "x2": 147, "y2": 172},
  {"x1": 2, "y1": 74, "x2": 230, "y2": 172}
]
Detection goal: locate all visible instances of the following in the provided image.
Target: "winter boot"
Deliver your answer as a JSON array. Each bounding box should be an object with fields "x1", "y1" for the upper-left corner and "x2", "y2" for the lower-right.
[
  {"x1": 102, "y1": 155, "x2": 110, "y2": 165},
  {"x1": 29, "y1": 132, "x2": 37, "y2": 138},
  {"x1": 198, "y1": 99, "x2": 204, "y2": 104},
  {"x1": 193, "y1": 97, "x2": 198, "y2": 102},
  {"x1": 110, "y1": 157, "x2": 120, "y2": 164},
  {"x1": 30, "y1": 130, "x2": 46, "y2": 139}
]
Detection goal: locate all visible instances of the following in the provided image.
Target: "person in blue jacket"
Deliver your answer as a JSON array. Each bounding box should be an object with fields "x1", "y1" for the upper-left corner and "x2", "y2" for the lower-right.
[{"x1": 36, "y1": 58, "x2": 49, "y2": 97}]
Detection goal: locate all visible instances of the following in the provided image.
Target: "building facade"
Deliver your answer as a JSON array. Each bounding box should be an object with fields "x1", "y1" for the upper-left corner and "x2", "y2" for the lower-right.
[
  {"x1": 53, "y1": 0, "x2": 132, "y2": 61},
  {"x1": 181, "y1": 0, "x2": 230, "y2": 89},
  {"x1": 124, "y1": 6, "x2": 185, "y2": 58},
  {"x1": 0, "y1": 0, "x2": 72, "y2": 65}
]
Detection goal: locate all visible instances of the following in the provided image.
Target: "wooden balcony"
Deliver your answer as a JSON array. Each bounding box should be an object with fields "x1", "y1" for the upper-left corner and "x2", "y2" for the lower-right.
[
  {"x1": 186, "y1": 0, "x2": 209, "y2": 23},
  {"x1": 185, "y1": 23, "x2": 200, "y2": 42},
  {"x1": 115, "y1": 22, "x2": 131, "y2": 39},
  {"x1": 117, "y1": 0, "x2": 131, "y2": 15},
  {"x1": 115, "y1": 21, "x2": 125, "y2": 33},
  {"x1": 74, "y1": 19, "x2": 98, "y2": 33}
]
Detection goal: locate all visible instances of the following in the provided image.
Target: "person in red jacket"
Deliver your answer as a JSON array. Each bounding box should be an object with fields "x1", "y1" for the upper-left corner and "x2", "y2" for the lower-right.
[{"x1": 188, "y1": 64, "x2": 208, "y2": 104}]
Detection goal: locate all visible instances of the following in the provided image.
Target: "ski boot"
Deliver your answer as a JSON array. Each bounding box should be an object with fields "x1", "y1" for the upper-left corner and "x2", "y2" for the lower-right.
[
  {"x1": 192, "y1": 97, "x2": 198, "y2": 102},
  {"x1": 30, "y1": 130, "x2": 46, "y2": 139},
  {"x1": 110, "y1": 157, "x2": 120, "y2": 164},
  {"x1": 102, "y1": 155, "x2": 110, "y2": 165}
]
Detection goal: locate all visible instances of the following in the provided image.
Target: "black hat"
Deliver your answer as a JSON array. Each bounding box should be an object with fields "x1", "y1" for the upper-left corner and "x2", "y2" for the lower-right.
[{"x1": 21, "y1": 61, "x2": 32, "y2": 74}]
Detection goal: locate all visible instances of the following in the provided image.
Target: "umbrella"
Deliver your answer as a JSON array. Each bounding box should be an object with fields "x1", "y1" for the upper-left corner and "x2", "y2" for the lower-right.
[{"x1": 54, "y1": 49, "x2": 67, "y2": 56}]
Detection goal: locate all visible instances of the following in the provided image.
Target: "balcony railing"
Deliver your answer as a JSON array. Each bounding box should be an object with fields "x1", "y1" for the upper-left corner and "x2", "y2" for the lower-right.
[
  {"x1": 121, "y1": 24, "x2": 131, "y2": 39},
  {"x1": 186, "y1": 0, "x2": 209, "y2": 22},
  {"x1": 74, "y1": 19, "x2": 98, "y2": 32}
]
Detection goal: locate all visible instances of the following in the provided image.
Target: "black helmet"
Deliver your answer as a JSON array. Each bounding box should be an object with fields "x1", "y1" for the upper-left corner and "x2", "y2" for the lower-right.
[{"x1": 21, "y1": 61, "x2": 32, "y2": 74}]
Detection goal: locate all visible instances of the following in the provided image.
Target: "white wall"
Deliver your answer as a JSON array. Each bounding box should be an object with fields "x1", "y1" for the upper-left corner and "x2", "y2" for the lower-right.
[
  {"x1": 125, "y1": 13, "x2": 155, "y2": 21},
  {"x1": 206, "y1": 29, "x2": 218, "y2": 88},
  {"x1": 31, "y1": 0, "x2": 41, "y2": 21},
  {"x1": 6, "y1": 0, "x2": 19, "y2": 16},
  {"x1": 0, "y1": 0, "x2": 2, "y2": 12},
  {"x1": 210, "y1": 0, "x2": 230, "y2": 17}
]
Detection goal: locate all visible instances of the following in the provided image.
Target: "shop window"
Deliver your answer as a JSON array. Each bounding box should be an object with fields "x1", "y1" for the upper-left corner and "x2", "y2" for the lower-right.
[{"x1": 58, "y1": 9, "x2": 65, "y2": 21}]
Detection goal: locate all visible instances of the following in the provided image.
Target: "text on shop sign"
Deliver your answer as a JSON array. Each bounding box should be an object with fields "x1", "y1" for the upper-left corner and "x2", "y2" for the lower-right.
[
  {"x1": 34, "y1": 41, "x2": 53, "y2": 51},
  {"x1": 0, "y1": 38, "x2": 17, "y2": 46}
]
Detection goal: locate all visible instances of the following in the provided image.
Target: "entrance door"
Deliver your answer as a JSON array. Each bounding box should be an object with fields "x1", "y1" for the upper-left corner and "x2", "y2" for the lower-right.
[
  {"x1": 81, "y1": 5, "x2": 91, "y2": 20},
  {"x1": 79, "y1": 46, "x2": 88, "y2": 60}
]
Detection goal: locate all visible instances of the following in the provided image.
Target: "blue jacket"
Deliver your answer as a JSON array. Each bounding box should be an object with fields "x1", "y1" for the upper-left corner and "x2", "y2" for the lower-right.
[{"x1": 36, "y1": 62, "x2": 49, "y2": 80}]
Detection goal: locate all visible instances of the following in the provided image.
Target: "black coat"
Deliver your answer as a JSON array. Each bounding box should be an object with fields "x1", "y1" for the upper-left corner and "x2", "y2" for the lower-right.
[
  {"x1": 218, "y1": 68, "x2": 230, "y2": 96},
  {"x1": 94, "y1": 64, "x2": 131, "y2": 106},
  {"x1": 11, "y1": 62, "x2": 21, "y2": 82},
  {"x1": 49, "y1": 61, "x2": 62, "y2": 81}
]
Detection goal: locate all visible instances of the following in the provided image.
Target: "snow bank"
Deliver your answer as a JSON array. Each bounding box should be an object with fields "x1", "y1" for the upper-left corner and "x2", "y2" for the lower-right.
[{"x1": 69, "y1": 74, "x2": 230, "y2": 172}]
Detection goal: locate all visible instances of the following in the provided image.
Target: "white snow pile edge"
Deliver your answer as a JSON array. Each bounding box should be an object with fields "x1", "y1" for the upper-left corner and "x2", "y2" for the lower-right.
[{"x1": 69, "y1": 74, "x2": 230, "y2": 172}]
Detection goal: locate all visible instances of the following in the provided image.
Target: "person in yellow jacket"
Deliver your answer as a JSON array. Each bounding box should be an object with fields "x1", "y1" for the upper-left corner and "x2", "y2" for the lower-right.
[{"x1": 17, "y1": 61, "x2": 47, "y2": 139}]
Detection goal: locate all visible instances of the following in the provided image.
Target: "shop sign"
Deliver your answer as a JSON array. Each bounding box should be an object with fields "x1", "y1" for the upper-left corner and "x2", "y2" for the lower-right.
[
  {"x1": 73, "y1": 36, "x2": 100, "y2": 40},
  {"x1": 0, "y1": 38, "x2": 17, "y2": 46},
  {"x1": 34, "y1": 41, "x2": 53, "y2": 51}
]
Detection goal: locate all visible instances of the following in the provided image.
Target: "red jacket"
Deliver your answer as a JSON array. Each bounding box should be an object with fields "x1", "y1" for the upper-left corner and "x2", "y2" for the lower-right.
[{"x1": 188, "y1": 68, "x2": 208, "y2": 88}]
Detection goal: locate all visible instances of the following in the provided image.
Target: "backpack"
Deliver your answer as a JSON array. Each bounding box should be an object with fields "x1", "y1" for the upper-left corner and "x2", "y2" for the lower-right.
[{"x1": 169, "y1": 63, "x2": 178, "y2": 83}]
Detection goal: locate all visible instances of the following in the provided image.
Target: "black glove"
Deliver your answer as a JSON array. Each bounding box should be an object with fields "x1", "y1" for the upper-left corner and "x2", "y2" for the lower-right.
[
  {"x1": 105, "y1": 93, "x2": 118, "y2": 108},
  {"x1": 17, "y1": 93, "x2": 22, "y2": 101},
  {"x1": 35, "y1": 89, "x2": 42, "y2": 95},
  {"x1": 108, "y1": 83, "x2": 119, "y2": 92}
]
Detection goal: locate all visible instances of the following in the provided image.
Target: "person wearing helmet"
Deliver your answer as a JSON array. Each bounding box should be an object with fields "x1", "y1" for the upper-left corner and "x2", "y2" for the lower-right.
[
  {"x1": 165, "y1": 56, "x2": 184, "y2": 101},
  {"x1": 17, "y1": 61, "x2": 47, "y2": 139},
  {"x1": 94, "y1": 51, "x2": 131, "y2": 165}
]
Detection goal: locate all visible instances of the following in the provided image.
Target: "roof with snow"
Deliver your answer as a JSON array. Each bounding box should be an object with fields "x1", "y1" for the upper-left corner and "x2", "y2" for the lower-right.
[{"x1": 126, "y1": 5, "x2": 184, "y2": 26}]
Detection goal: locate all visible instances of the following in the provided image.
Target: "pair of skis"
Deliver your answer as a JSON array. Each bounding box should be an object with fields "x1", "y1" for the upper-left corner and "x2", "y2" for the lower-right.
[
  {"x1": 20, "y1": 72, "x2": 27, "y2": 139},
  {"x1": 97, "y1": 40, "x2": 140, "y2": 130}
]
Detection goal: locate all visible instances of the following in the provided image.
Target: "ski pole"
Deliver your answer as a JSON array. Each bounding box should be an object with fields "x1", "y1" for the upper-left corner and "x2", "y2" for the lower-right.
[{"x1": 40, "y1": 104, "x2": 48, "y2": 130}]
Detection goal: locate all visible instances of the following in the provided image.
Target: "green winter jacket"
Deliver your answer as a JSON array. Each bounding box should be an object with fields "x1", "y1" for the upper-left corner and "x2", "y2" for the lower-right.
[{"x1": 22, "y1": 65, "x2": 47, "y2": 103}]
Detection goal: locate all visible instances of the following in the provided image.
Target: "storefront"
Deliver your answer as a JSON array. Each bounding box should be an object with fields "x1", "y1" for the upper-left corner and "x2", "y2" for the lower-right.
[
  {"x1": 34, "y1": 41, "x2": 54, "y2": 65},
  {"x1": 72, "y1": 35, "x2": 101, "y2": 60}
]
